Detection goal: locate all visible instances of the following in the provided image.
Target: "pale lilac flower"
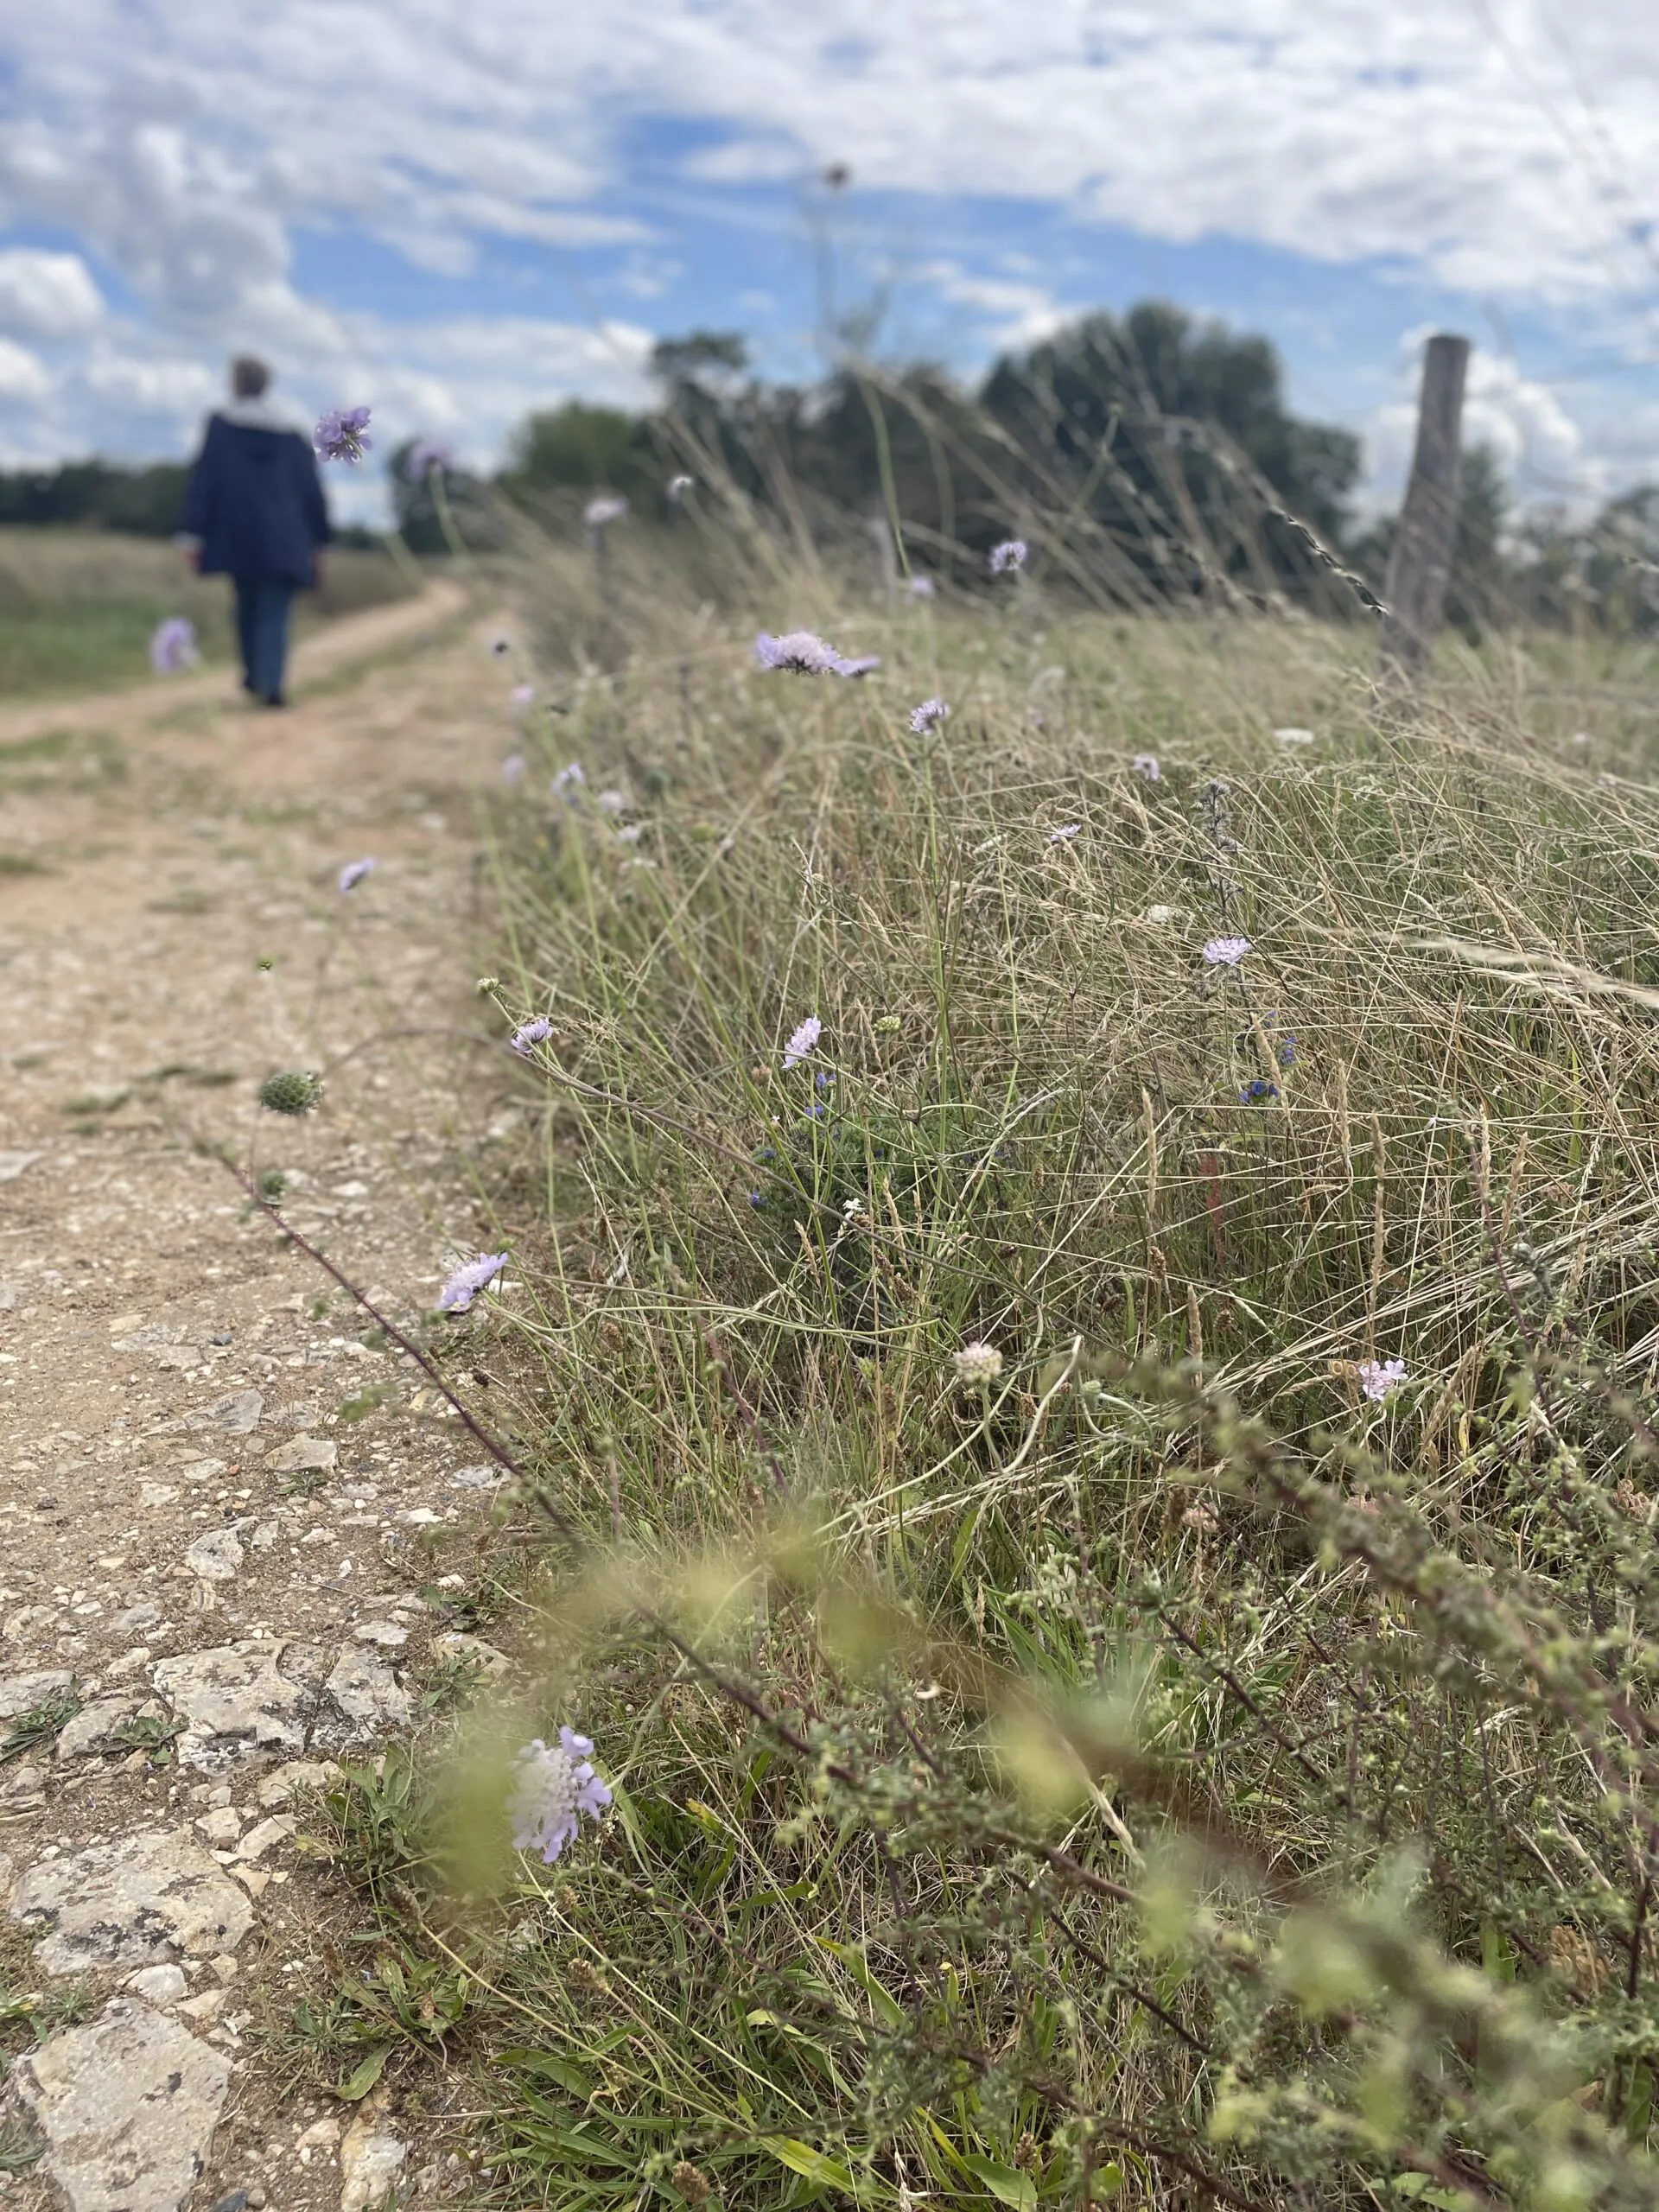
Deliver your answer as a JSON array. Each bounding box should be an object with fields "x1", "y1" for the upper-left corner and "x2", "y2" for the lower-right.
[
  {"x1": 1357, "y1": 1357, "x2": 1408, "y2": 1403},
  {"x1": 954, "y1": 1342, "x2": 1003, "y2": 1388},
  {"x1": 315, "y1": 407, "x2": 372, "y2": 464},
  {"x1": 1048, "y1": 823, "x2": 1081, "y2": 843},
  {"x1": 782, "y1": 1014, "x2": 822, "y2": 1070},
  {"x1": 755, "y1": 631, "x2": 848, "y2": 675},
  {"x1": 149, "y1": 617, "x2": 198, "y2": 675},
  {"x1": 666, "y1": 474, "x2": 695, "y2": 502},
  {"x1": 989, "y1": 538, "x2": 1027, "y2": 575},
  {"x1": 1203, "y1": 937, "x2": 1251, "y2": 967},
  {"x1": 552, "y1": 761, "x2": 586, "y2": 802},
  {"x1": 906, "y1": 574, "x2": 936, "y2": 600},
  {"x1": 1131, "y1": 753, "x2": 1161, "y2": 782},
  {"x1": 512, "y1": 683, "x2": 535, "y2": 707},
  {"x1": 838, "y1": 654, "x2": 881, "y2": 678},
  {"x1": 511, "y1": 1016, "x2": 554, "y2": 1057},
  {"x1": 337, "y1": 857, "x2": 376, "y2": 893},
  {"x1": 502, "y1": 753, "x2": 525, "y2": 784},
  {"x1": 583, "y1": 493, "x2": 629, "y2": 529},
  {"x1": 439, "y1": 1252, "x2": 508, "y2": 1313},
  {"x1": 615, "y1": 823, "x2": 646, "y2": 844},
  {"x1": 910, "y1": 697, "x2": 949, "y2": 735},
  {"x1": 406, "y1": 439, "x2": 453, "y2": 480},
  {"x1": 596, "y1": 789, "x2": 626, "y2": 814},
  {"x1": 509, "y1": 1728, "x2": 612, "y2": 1864}
]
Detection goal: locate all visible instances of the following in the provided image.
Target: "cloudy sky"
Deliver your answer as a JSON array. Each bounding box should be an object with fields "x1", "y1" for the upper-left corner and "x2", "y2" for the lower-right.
[{"x1": 2, "y1": 0, "x2": 1657, "y2": 523}]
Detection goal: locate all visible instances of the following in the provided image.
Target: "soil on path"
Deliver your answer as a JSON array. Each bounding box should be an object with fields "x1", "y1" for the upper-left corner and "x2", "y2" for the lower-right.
[{"x1": 0, "y1": 584, "x2": 524, "y2": 2212}]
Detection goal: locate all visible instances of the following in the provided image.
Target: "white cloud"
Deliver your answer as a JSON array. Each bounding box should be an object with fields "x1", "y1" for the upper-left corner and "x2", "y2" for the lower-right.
[
  {"x1": 0, "y1": 337, "x2": 50, "y2": 401},
  {"x1": 0, "y1": 249, "x2": 103, "y2": 337},
  {"x1": 918, "y1": 263, "x2": 1075, "y2": 351}
]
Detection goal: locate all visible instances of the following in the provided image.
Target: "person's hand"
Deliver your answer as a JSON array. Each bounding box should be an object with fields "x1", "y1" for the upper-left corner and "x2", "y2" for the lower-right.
[{"x1": 184, "y1": 546, "x2": 200, "y2": 574}]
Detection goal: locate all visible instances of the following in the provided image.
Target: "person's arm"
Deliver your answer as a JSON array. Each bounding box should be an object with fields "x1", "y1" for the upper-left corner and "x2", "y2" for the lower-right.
[{"x1": 179, "y1": 420, "x2": 218, "y2": 570}]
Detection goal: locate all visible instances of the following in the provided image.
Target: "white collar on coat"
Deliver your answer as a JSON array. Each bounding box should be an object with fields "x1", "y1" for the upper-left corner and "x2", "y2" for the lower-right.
[{"x1": 216, "y1": 396, "x2": 304, "y2": 434}]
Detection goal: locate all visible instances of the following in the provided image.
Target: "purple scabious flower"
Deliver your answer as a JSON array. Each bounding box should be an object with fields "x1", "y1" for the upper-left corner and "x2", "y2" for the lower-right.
[
  {"x1": 502, "y1": 753, "x2": 525, "y2": 785},
  {"x1": 337, "y1": 857, "x2": 376, "y2": 894},
  {"x1": 511, "y1": 1016, "x2": 554, "y2": 1057},
  {"x1": 552, "y1": 761, "x2": 585, "y2": 802},
  {"x1": 583, "y1": 493, "x2": 629, "y2": 529},
  {"x1": 838, "y1": 654, "x2": 881, "y2": 678},
  {"x1": 511, "y1": 683, "x2": 535, "y2": 707},
  {"x1": 1203, "y1": 937, "x2": 1252, "y2": 967},
  {"x1": 149, "y1": 617, "x2": 199, "y2": 675},
  {"x1": 1131, "y1": 753, "x2": 1161, "y2": 783},
  {"x1": 782, "y1": 1014, "x2": 822, "y2": 1070},
  {"x1": 1048, "y1": 823, "x2": 1081, "y2": 843},
  {"x1": 509, "y1": 1729, "x2": 612, "y2": 1864},
  {"x1": 439, "y1": 1252, "x2": 507, "y2": 1313},
  {"x1": 910, "y1": 698, "x2": 950, "y2": 735},
  {"x1": 906, "y1": 574, "x2": 936, "y2": 599},
  {"x1": 989, "y1": 538, "x2": 1027, "y2": 575},
  {"x1": 315, "y1": 406, "x2": 372, "y2": 464},
  {"x1": 1357, "y1": 1356, "x2": 1407, "y2": 1402},
  {"x1": 755, "y1": 631, "x2": 847, "y2": 676},
  {"x1": 406, "y1": 438, "x2": 453, "y2": 480},
  {"x1": 596, "y1": 788, "x2": 626, "y2": 814}
]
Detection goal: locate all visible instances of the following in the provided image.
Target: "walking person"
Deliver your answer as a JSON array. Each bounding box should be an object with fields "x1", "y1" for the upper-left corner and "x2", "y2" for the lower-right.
[{"x1": 180, "y1": 356, "x2": 330, "y2": 709}]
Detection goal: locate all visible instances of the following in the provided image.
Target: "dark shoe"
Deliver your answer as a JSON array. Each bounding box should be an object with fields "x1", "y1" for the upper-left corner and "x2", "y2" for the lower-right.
[{"x1": 262, "y1": 694, "x2": 287, "y2": 709}]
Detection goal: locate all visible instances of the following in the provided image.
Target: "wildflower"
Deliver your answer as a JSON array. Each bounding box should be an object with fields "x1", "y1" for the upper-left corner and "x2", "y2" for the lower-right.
[
  {"x1": 666, "y1": 474, "x2": 695, "y2": 502},
  {"x1": 754, "y1": 630, "x2": 851, "y2": 675},
  {"x1": 782, "y1": 1014, "x2": 822, "y2": 1069},
  {"x1": 511, "y1": 1017, "x2": 554, "y2": 1057},
  {"x1": 1144, "y1": 904, "x2": 1177, "y2": 925},
  {"x1": 841, "y1": 1193, "x2": 866, "y2": 1217},
  {"x1": 954, "y1": 1341, "x2": 1003, "y2": 1389},
  {"x1": 1131, "y1": 753, "x2": 1161, "y2": 782},
  {"x1": 552, "y1": 761, "x2": 585, "y2": 802},
  {"x1": 838, "y1": 654, "x2": 881, "y2": 677},
  {"x1": 1239, "y1": 1078, "x2": 1278, "y2": 1104},
  {"x1": 583, "y1": 493, "x2": 629, "y2": 529},
  {"x1": 405, "y1": 439, "x2": 452, "y2": 480},
  {"x1": 1273, "y1": 726, "x2": 1315, "y2": 747},
  {"x1": 1048, "y1": 823, "x2": 1081, "y2": 843},
  {"x1": 1357, "y1": 1356, "x2": 1407, "y2": 1402},
  {"x1": 874, "y1": 1014, "x2": 900, "y2": 1034},
  {"x1": 989, "y1": 538, "x2": 1027, "y2": 575},
  {"x1": 615, "y1": 823, "x2": 645, "y2": 844},
  {"x1": 906, "y1": 574, "x2": 936, "y2": 599},
  {"x1": 596, "y1": 788, "x2": 626, "y2": 814},
  {"x1": 910, "y1": 697, "x2": 949, "y2": 735},
  {"x1": 1278, "y1": 1035, "x2": 1298, "y2": 1068},
  {"x1": 511, "y1": 683, "x2": 535, "y2": 707},
  {"x1": 671, "y1": 2163, "x2": 713, "y2": 2207},
  {"x1": 438, "y1": 1252, "x2": 508, "y2": 1313},
  {"x1": 814, "y1": 1068, "x2": 833, "y2": 1090},
  {"x1": 314, "y1": 406, "x2": 372, "y2": 464},
  {"x1": 149, "y1": 617, "x2": 198, "y2": 676},
  {"x1": 257, "y1": 1070, "x2": 323, "y2": 1116},
  {"x1": 747, "y1": 1188, "x2": 766, "y2": 1208},
  {"x1": 509, "y1": 1728, "x2": 612, "y2": 1864},
  {"x1": 1203, "y1": 936, "x2": 1251, "y2": 967},
  {"x1": 337, "y1": 857, "x2": 375, "y2": 894},
  {"x1": 1181, "y1": 1501, "x2": 1218, "y2": 1535},
  {"x1": 1572, "y1": 729, "x2": 1591, "y2": 747},
  {"x1": 501, "y1": 753, "x2": 525, "y2": 784}
]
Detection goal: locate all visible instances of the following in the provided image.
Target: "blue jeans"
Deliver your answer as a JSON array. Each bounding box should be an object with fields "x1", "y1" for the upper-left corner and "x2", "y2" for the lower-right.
[{"x1": 232, "y1": 576, "x2": 296, "y2": 703}]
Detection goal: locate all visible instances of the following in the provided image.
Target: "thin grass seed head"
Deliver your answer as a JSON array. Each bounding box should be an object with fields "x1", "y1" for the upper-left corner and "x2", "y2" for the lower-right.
[
  {"x1": 782, "y1": 1014, "x2": 822, "y2": 1070},
  {"x1": 910, "y1": 697, "x2": 949, "y2": 734},
  {"x1": 510, "y1": 1728, "x2": 612, "y2": 1864},
  {"x1": 314, "y1": 407, "x2": 372, "y2": 464},
  {"x1": 337, "y1": 857, "x2": 375, "y2": 893},
  {"x1": 1203, "y1": 936, "x2": 1252, "y2": 967},
  {"x1": 149, "y1": 617, "x2": 198, "y2": 676},
  {"x1": 989, "y1": 538, "x2": 1027, "y2": 575},
  {"x1": 439, "y1": 1252, "x2": 507, "y2": 1313},
  {"x1": 257, "y1": 1070, "x2": 323, "y2": 1116}
]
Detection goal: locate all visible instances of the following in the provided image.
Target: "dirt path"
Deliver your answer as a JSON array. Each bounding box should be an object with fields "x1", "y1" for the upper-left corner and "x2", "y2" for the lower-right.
[{"x1": 0, "y1": 585, "x2": 522, "y2": 2212}]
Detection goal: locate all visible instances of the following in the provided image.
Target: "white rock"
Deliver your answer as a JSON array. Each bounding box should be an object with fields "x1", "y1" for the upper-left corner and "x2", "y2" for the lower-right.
[
  {"x1": 265, "y1": 1435, "x2": 337, "y2": 1475},
  {"x1": 194, "y1": 1808, "x2": 242, "y2": 1848},
  {"x1": 138, "y1": 1484, "x2": 179, "y2": 1509},
  {"x1": 0, "y1": 1669, "x2": 74, "y2": 1721},
  {"x1": 10, "y1": 1830, "x2": 252, "y2": 1974},
  {"x1": 124, "y1": 1966, "x2": 186, "y2": 2006},
  {"x1": 0, "y1": 1152, "x2": 42, "y2": 1185},
  {"x1": 192, "y1": 1391, "x2": 264, "y2": 1437},
  {"x1": 105, "y1": 1649, "x2": 151, "y2": 1680},
  {"x1": 431, "y1": 1633, "x2": 511, "y2": 1678},
  {"x1": 150, "y1": 1640, "x2": 327, "y2": 1770},
  {"x1": 352, "y1": 1622, "x2": 408, "y2": 1649},
  {"x1": 321, "y1": 1650, "x2": 413, "y2": 1738},
  {"x1": 174, "y1": 1988, "x2": 225, "y2": 2024},
  {"x1": 183, "y1": 1531, "x2": 243, "y2": 1582},
  {"x1": 340, "y1": 2114, "x2": 408, "y2": 2212},
  {"x1": 8, "y1": 1999, "x2": 231, "y2": 2212},
  {"x1": 113, "y1": 1602, "x2": 162, "y2": 1635},
  {"x1": 447, "y1": 1465, "x2": 499, "y2": 1490},
  {"x1": 234, "y1": 1815, "x2": 296, "y2": 1862},
  {"x1": 296, "y1": 2117, "x2": 341, "y2": 2152},
  {"x1": 0, "y1": 1764, "x2": 46, "y2": 1814},
  {"x1": 55, "y1": 1697, "x2": 139, "y2": 1763},
  {"x1": 255, "y1": 1759, "x2": 340, "y2": 1809}
]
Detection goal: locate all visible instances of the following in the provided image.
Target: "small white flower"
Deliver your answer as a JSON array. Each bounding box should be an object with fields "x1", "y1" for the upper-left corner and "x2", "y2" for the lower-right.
[
  {"x1": 1272, "y1": 727, "x2": 1315, "y2": 747},
  {"x1": 954, "y1": 1342, "x2": 1003, "y2": 1389},
  {"x1": 1144, "y1": 904, "x2": 1178, "y2": 925},
  {"x1": 1047, "y1": 823, "x2": 1081, "y2": 843},
  {"x1": 615, "y1": 823, "x2": 646, "y2": 845},
  {"x1": 1130, "y1": 753, "x2": 1161, "y2": 782},
  {"x1": 596, "y1": 788, "x2": 627, "y2": 814}
]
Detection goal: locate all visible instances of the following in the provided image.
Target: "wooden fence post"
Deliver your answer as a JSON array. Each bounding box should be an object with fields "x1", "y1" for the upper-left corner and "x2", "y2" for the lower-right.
[{"x1": 1377, "y1": 334, "x2": 1470, "y2": 683}]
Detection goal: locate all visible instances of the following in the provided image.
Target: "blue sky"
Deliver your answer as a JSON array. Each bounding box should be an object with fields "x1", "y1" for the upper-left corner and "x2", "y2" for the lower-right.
[{"x1": 1, "y1": 1, "x2": 1657, "y2": 525}]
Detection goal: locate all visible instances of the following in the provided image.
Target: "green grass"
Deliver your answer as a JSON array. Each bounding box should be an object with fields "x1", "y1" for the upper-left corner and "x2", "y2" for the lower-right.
[
  {"x1": 0, "y1": 528, "x2": 417, "y2": 699},
  {"x1": 309, "y1": 530, "x2": 1659, "y2": 2211}
]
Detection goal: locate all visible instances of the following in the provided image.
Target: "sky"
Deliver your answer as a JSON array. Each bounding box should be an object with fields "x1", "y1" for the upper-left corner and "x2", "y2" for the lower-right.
[{"x1": 2, "y1": 0, "x2": 1658, "y2": 526}]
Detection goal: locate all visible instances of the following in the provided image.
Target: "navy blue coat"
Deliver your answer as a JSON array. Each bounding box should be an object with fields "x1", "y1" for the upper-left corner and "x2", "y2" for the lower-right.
[{"x1": 181, "y1": 413, "x2": 331, "y2": 585}]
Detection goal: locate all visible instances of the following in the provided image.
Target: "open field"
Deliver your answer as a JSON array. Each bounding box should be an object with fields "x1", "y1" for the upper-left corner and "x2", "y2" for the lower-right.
[{"x1": 0, "y1": 528, "x2": 416, "y2": 700}]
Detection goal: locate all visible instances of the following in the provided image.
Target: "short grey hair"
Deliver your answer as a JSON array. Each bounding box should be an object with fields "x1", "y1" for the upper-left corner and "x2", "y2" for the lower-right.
[{"x1": 231, "y1": 355, "x2": 271, "y2": 399}]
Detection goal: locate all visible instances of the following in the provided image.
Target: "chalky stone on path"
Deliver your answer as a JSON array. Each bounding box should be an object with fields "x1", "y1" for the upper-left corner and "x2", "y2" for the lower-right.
[
  {"x1": 149, "y1": 1639, "x2": 325, "y2": 1768},
  {"x1": 10, "y1": 1828, "x2": 252, "y2": 1973},
  {"x1": 9, "y1": 1998, "x2": 232, "y2": 2212}
]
